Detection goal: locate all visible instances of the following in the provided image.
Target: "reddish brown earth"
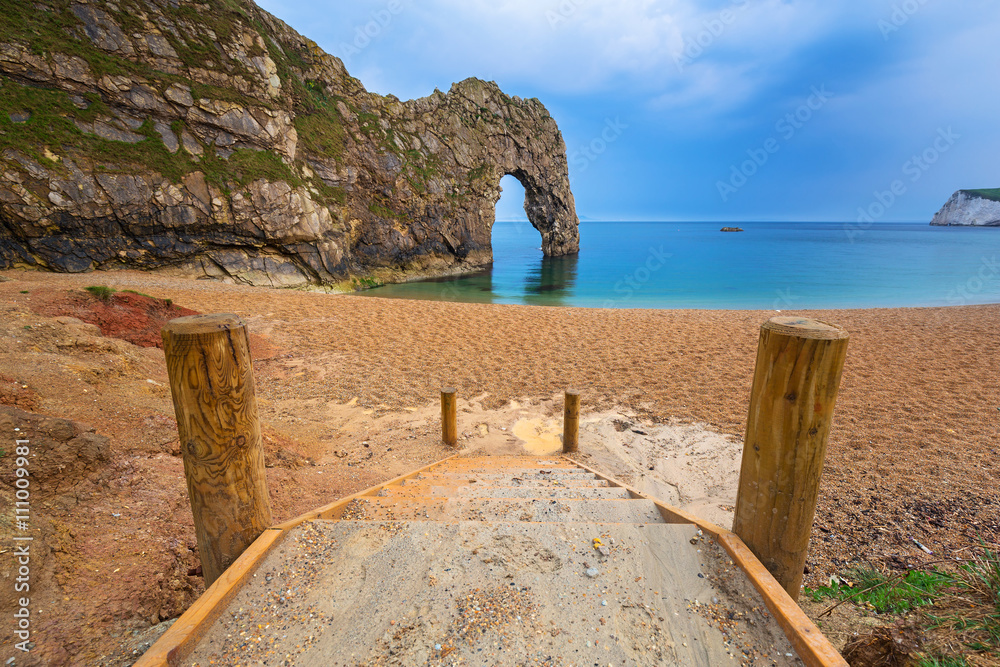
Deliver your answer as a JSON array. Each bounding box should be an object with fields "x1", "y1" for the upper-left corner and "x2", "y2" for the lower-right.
[
  {"x1": 31, "y1": 290, "x2": 198, "y2": 349},
  {"x1": 0, "y1": 269, "x2": 997, "y2": 665}
]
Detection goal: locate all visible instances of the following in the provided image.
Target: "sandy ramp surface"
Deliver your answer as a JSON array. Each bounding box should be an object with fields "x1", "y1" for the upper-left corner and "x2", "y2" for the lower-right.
[{"x1": 186, "y1": 520, "x2": 802, "y2": 666}]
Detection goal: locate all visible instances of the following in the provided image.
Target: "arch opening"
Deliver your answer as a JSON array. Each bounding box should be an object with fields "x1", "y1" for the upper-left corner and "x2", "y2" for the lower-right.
[
  {"x1": 495, "y1": 174, "x2": 529, "y2": 225},
  {"x1": 492, "y1": 173, "x2": 578, "y2": 303}
]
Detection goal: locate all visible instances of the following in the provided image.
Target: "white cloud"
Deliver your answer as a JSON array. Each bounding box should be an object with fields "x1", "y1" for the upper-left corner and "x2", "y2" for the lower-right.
[{"x1": 355, "y1": 0, "x2": 874, "y2": 104}]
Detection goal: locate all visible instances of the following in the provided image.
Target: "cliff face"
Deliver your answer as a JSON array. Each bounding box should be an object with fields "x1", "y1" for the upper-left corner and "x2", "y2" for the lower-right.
[
  {"x1": 930, "y1": 190, "x2": 1000, "y2": 227},
  {"x1": 0, "y1": 0, "x2": 579, "y2": 287}
]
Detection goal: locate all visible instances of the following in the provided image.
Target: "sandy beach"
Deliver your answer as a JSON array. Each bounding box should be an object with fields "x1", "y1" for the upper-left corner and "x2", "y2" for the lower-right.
[{"x1": 1, "y1": 269, "x2": 998, "y2": 664}]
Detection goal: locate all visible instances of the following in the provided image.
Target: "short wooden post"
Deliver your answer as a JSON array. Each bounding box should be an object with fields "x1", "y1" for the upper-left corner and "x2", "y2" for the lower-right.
[
  {"x1": 563, "y1": 389, "x2": 580, "y2": 453},
  {"x1": 733, "y1": 316, "x2": 849, "y2": 600},
  {"x1": 441, "y1": 387, "x2": 457, "y2": 446},
  {"x1": 161, "y1": 314, "x2": 273, "y2": 587}
]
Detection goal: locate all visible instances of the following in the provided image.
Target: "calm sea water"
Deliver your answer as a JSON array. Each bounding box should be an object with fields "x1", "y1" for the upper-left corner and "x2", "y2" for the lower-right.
[{"x1": 361, "y1": 221, "x2": 1000, "y2": 309}]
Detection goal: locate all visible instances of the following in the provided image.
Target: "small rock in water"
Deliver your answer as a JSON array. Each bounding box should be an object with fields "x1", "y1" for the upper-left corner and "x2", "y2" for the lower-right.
[{"x1": 585, "y1": 567, "x2": 600, "y2": 578}]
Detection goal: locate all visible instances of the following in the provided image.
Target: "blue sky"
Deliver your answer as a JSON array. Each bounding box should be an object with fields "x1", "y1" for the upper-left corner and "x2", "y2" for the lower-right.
[{"x1": 258, "y1": 0, "x2": 1000, "y2": 222}]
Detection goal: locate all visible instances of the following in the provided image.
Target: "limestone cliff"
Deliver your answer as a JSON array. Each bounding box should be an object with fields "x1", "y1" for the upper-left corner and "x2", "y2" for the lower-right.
[
  {"x1": 0, "y1": 0, "x2": 579, "y2": 287},
  {"x1": 930, "y1": 189, "x2": 1000, "y2": 227}
]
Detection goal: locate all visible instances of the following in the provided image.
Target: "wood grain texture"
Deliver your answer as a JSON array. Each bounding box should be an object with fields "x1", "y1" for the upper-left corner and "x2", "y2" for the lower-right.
[
  {"x1": 441, "y1": 387, "x2": 457, "y2": 446},
  {"x1": 563, "y1": 389, "x2": 580, "y2": 453},
  {"x1": 161, "y1": 314, "x2": 273, "y2": 587},
  {"x1": 733, "y1": 317, "x2": 849, "y2": 600}
]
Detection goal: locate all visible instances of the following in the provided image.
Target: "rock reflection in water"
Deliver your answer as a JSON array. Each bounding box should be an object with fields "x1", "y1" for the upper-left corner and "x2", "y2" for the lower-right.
[{"x1": 522, "y1": 254, "x2": 578, "y2": 306}]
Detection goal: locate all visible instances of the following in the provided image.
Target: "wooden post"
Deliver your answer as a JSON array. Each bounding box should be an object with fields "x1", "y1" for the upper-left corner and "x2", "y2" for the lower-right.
[
  {"x1": 563, "y1": 389, "x2": 580, "y2": 453},
  {"x1": 733, "y1": 316, "x2": 849, "y2": 600},
  {"x1": 161, "y1": 314, "x2": 273, "y2": 588},
  {"x1": 441, "y1": 387, "x2": 457, "y2": 446}
]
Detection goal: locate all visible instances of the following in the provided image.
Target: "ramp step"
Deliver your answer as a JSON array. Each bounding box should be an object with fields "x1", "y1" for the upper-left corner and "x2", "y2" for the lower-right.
[
  {"x1": 404, "y1": 474, "x2": 608, "y2": 488},
  {"x1": 418, "y1": 470, "x2": 597, "y2": 480},
  {"x1": 331, "y1": 497, "x2": 666, "y2": 523},
  {"x1": 437, "y1": 458, "x2": 578, "y2": 470},
  {"x1": 381, "y1": 485, "x2": 632, "y2": 500}
]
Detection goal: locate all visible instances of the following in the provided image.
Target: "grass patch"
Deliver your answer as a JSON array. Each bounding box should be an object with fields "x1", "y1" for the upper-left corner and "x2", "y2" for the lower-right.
[
  {"x1": 310, "y1": 179, "x2": 346, "y2": 206},
  {"x1": 805, "y1": 567, "x2": 953, "y2": 615},
  {"x1": 201, "y1": 148, "x2": 303, "y2": 191},
  {"x1": 466, "y1": 164, "x2": 490, "y2": 182},
  {"x1": 812, "y1": 545, "x2": 1000, "y2": 665},
  {"x1": 84, "y1": 285, "x2": 116, "y2": 302},
  {"x1": 915, "y1": 656, "x2": 970, "y2": 667},
  {"x1": 294, "y1": 111, "x2": 347, "y2": 157},
  {"x1": 291, "y1": 81, "x2": 349, "y2": 159},
  {"x1": 367, "y1": 201, "x2": 397, "y2": 219},
  {"x1": 961, "y1": 188, "x2": 1000, "y2": 202},
  {"x1": 921, "y1": 546, "x2": 1000, "y2": 661}
]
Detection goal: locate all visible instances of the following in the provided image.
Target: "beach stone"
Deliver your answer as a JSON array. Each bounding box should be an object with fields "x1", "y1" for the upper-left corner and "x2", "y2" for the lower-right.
[{"x1": 585, "y1": 567, "x2": 599, "y2": 578}]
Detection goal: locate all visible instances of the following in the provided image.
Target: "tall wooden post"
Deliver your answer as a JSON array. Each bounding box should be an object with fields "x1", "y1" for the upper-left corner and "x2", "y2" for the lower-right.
[
  {"x1": 563, "y1": 389, "x2": 580, "y2": 453},
  {"x1": 733, "y1": 316, "x2": 849, "y2": 600},
  {"x1": 441, "y1": 387, "x2": 458, "y2": 446},
  {"x1": 161, "y1": 314, "x2": 273, "y2": 587}
]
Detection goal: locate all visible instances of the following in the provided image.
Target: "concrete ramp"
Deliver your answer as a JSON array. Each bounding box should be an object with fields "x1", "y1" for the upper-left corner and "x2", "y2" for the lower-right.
[{"x1": 137, "y1": 455, "x2": 846, "y2": 666}]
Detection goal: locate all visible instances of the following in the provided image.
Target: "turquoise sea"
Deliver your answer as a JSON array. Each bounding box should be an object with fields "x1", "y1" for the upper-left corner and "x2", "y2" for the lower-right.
[{"x1": 361, "y1": 221, "x2": 1000, "y2": 309}]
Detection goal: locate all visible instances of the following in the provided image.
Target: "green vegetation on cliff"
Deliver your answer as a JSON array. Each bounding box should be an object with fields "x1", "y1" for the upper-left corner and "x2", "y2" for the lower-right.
[
  {"x1": 0, "y1": 0, "x2": 579, "y2": 285},
  {"x1": 0, "y1": 77, "x2": 302, "y2": 193},
  {"x1": 961, "y1": 188, "x2": 1000, "y2": 202}
]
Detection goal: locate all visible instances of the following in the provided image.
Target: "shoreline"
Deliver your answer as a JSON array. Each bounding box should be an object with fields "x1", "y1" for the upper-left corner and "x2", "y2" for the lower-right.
[{"x1": 7, "y1": 259, "x2": 999, "y2": 311}]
